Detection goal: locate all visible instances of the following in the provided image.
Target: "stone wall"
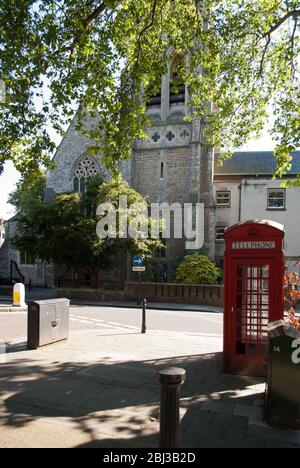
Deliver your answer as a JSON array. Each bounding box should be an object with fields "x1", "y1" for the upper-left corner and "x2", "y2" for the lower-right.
[
  {"x1": 131, "y1": 145, "x2": 196, "y2": 279},
  {"x1": 56, "y1": 288, "x2": 125, "y2": 302},
  {"x1": 46, "y1": 116, "x2": 108, "y2": 194},
  {"x1": 125, "y1": 282, "x2": 223, "y2": 307},
  {"x1": 56, "y1": 282, "x2": 223, "y2": 307}
]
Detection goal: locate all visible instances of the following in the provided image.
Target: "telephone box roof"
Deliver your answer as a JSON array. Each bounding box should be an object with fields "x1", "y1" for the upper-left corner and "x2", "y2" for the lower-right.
[{"x1": 225, "y1": 220, "x2": 285, "y2": 236}]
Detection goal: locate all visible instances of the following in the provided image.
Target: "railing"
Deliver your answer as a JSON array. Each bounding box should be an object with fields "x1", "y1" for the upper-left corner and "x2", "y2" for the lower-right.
[{"x1": 10, "y1": 261, "x2": 25, "y2": 284}]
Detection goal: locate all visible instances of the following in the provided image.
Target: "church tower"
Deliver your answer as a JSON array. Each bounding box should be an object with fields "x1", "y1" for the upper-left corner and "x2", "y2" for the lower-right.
[{"x1": 121, "y1": 59, "x2": 216, "y2": 280}]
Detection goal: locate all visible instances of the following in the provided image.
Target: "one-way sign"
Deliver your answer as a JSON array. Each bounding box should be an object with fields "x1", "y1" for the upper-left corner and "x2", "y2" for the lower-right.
[
  {"x1": 133, "y1": 256, "x2": 145, "y2": 273},
  {"x1": 133, "y1": 256, "x2": 144, "y2": 267}
]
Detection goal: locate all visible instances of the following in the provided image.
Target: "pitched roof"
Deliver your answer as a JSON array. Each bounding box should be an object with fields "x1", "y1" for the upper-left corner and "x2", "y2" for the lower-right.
[{"x1": 215, "y1": 151, "x2": 300, "y2": 176}]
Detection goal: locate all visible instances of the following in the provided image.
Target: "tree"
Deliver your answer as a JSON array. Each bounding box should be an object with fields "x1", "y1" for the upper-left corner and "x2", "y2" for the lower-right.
[
  {"x1": 176, "y1": 253, "x2": 221, "y2": 284},
  {"x1": 0, "y1": 1, "x2": 300, "y2": 179},
  {"x1": 284, "y1": 269, "x2": 300, "y2": 331},
  {"x1": 10, "y1": 174, "x2": 161, "y2": 284}
]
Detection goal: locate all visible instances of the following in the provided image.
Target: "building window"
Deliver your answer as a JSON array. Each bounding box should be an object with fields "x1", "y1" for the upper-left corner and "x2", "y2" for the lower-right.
[
  {"x1": 216, "y1": 191, "x2": 231, "y2": 207},
  {"x1": 146, "y1": 83, "x2": 162, "y2": 109},
  {"x1": 170, "y1": 73, "x2": 185, "y2": 106},
  {"x1": 155, "y1": 245, "x2": 167, "y2": 258},
  {"x1": 20, "y1": 251, "x2": 35, "y2": 265},
  {"x1": 160, "y1": 162, "x2": 164, "y2": 179},
  {"x1": 268, "y1": 189, "x2": 286, "y2": 210},
  {"x1": 215, "y1": 226, "x2": 227, "y2": 242},
  {"x1": 73, "y1": 155, "x2": 100, "y2": 193},
  {"x1": 155, "y1": 232, "x2": 166, "y2": 258}
]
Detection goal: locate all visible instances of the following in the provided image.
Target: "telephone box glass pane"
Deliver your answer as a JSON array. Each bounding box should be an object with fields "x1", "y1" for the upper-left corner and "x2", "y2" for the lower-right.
[{"x1": 236, "y1": 264, "x2": 269, "y2": 356}]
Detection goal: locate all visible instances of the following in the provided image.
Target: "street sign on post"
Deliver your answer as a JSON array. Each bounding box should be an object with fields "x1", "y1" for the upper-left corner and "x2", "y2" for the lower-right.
[
  {"x1": 133, "y1": 256, "x2": 146, "y2": 272},
  {"x1": 133, "y1": 256, "x2": 145, "y2": 304}
]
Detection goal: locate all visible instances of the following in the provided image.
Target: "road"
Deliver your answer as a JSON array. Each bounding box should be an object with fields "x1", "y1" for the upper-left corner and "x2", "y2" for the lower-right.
[{"x1": 0, "y1": 305, "x2": 223, "y2": 343}]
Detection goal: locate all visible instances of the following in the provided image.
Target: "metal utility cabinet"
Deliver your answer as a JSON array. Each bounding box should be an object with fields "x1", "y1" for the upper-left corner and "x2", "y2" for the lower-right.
[
  {"x1": 28, "y1": 299, "x2": 70, "y2": 350},
  {"x1": 265, "y1": 320, "x2": 300, "y2": 429}
]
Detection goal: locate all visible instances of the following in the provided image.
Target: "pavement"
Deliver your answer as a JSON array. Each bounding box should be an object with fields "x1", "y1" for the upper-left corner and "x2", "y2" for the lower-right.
[
  {"x1": 0, "y1": 325, "x2": 299, "y2": 448},
  {"x1": 0, "y1": 305, "x2": 27, "y2": 313},
  {"x1": 73, "y1": 301, "x2": 223, "y2": 314}
]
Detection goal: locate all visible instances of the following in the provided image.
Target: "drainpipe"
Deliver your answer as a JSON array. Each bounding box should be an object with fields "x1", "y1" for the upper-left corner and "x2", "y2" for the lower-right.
[{"x1": 238, "y1": 182, "x2": 242, "y2": 222}]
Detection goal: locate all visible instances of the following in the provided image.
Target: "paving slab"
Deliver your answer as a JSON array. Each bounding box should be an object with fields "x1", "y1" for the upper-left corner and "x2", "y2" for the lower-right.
[
  {"x1": 73, "y1": 301, "x2": 223, "y2": 314},
  {"x1": 0, "y1": 327, "x2": 299, "y2": 448}
]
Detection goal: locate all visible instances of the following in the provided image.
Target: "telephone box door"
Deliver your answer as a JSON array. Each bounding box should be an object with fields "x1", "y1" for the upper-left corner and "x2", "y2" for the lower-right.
[{"x1": 229, "y1": 258, "x2": 275, "y2": 376}]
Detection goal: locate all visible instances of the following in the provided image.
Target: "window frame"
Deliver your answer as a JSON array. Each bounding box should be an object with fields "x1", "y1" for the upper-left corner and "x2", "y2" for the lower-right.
[
  {"x1": 160, "y1": 162, "x2": 164, "y2": 180},
  {"x1": 216, "y1": 191, "x2": 231, "y2": 208},
  {"x1": 73, "y1": 155, "x2": 100, "y2": 194},
  {"x1": 267, "y1": 188, "x2": 286, "y2": 210},
  {"x1": 146, "y1": 84, "x2": 162, "y2": 110},
  {"x1": 73, "y1": 177, "x2": 86, "y2": 194},
  {"x1": 215, "y1": 226, "x2": 228, "y2": 243},
  {"x1": 19, "y1": 251, "x2": 35, "y2": 266},
  {"x1": 169, "y1": 72, "x2": 186, "y2": 107}
]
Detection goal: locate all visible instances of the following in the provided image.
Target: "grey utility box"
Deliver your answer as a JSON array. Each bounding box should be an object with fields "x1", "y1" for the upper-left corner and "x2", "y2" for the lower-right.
[
  {"x1": 27, "y1": 299, "x2": 70, "y2": 350},
  {"x1": 265, "y1": 320, "x2": 300, "y2": 429}
]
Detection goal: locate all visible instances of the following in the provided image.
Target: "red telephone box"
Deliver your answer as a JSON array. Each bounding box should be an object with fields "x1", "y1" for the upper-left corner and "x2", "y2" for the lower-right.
[{"x1": 223, "y1": 220, "x2": 285, "y2": 377}]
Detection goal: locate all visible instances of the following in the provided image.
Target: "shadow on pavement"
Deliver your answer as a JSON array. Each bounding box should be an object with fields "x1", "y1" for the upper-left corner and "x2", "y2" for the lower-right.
[{"x1": 0, "y1": 351, "x2": 275, "y2": 448}]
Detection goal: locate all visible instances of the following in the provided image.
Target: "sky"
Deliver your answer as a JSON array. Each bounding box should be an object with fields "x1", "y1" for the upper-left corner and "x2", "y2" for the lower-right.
[
  {"x1": 0, "y1": 127, "x2": 276, "y2": 220},
  {"x1": 0, "y1": 123, "x2": 61, "y2": 220}
]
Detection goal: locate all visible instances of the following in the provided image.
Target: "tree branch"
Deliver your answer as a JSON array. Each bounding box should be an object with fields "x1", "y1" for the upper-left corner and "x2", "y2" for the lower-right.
[
  {"x1": 259, "y1": 34, "x2": 271, "y2": 75},
  {"x1": 261, "y1": 10, "x2": 300, "y2": 39},
  {"x1": 137, "y1": 0, "x2": 159, "y2": 47},
  {"x1": 70, "y1": 1, "x2": 114, "y2": 54},
  {"x1": 290, "y1": 15, "x2": 298, "y2": 77},
  {"x1": 122, "y1": 0, "x2": 163, "y2": 93}
]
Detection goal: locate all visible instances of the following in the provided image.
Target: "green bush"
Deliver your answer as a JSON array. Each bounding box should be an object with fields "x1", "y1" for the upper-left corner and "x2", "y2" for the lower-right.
[{"x1": 176, "y1": 254, "x2": 221, "y2": 285}]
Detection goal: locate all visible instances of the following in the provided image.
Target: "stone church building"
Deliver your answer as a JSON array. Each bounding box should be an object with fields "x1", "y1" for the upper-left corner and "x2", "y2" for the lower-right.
[
  {"x1": 42, "y1": 65, "x2": 215, "y2": 286},
  {"x1": 1, "y1": 65, "x2": 300, "y2": 287}
]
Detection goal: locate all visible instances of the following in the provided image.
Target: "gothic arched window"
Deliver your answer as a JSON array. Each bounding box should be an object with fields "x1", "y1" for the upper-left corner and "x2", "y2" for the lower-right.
[
  {"x1": 169, "y1": 55, "x2": 186, "y2": 106},
  {"x1": 73, "y1": 155, "x2": 100, "y2": 193}
]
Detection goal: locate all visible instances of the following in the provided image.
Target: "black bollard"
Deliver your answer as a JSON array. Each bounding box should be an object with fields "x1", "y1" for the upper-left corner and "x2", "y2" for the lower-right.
[
  {"x1": 142, "y1": 298, "x2": 147, "y2": 334},
  {"x1": 157, "y1": 367, "x2": 186, "y2": 448}
]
